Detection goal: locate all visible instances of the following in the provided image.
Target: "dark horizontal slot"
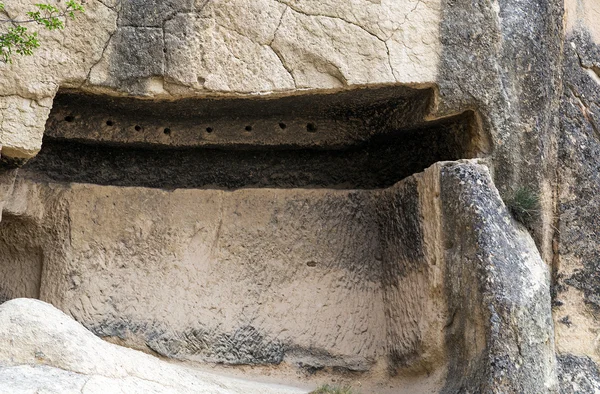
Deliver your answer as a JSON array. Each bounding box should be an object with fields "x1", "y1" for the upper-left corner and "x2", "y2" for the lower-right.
[
  {"x1": 52, "y1": 85, "x2": 431, "y2": 121},
  {"x1": 45, "y1": 86, "x2": 435, "y2": 149},
  {"x1": 23, "y1": 112, "x2": 477, "y2": 190}
]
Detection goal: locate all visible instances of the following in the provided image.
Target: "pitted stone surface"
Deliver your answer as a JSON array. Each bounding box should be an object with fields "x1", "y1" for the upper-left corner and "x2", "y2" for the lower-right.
[
  {"x1": 0, "y1": 298, "x2": 306, "y2": 394},
  {"x1": 558, "y1": 354, "x2": 600, "y2": 394},
  {"x1": 554, "y1": 3, "x2": 600, "y2": 377},
  {"x1": 3, "y1": 0, "x2": 599, "y2": 391},
  {"x1": 0, "y1": 0, "x2": 441, "y2": 159},
  {"x1": 0, "y1": 160, "x2": 556, "y2": 392},
  {"x1": 0, "y1": 162, "x2": 462, "y2": 379},
  {"x1": 439, "y1": 162, "x2": 556, "y2": 393}
]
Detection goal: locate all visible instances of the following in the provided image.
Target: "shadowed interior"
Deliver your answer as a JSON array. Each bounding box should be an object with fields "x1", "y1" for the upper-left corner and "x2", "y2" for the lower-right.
[
  {"x1": 24, "y1": 87, "x2": 482, "y2": 189},
  {"x1": 0, "y1": 86, "x2": 491, "y2": 391}
]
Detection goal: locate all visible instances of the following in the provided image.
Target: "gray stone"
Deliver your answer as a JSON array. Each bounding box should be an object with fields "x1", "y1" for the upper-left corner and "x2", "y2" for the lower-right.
[
  {"x1": 558, "y1": 354, "x2": 600, "y2": 394},
  {"x1": 0, "y1": 298, "x2": 306, "y2": 394},
  {"x1": 439, "y1": 162, "x2": 556, "y2": 393}
]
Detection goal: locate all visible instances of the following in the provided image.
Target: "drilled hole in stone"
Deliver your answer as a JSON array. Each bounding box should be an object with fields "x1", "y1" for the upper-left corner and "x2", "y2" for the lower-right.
[
  {"x1": 245, "y1": 125, "x2": 253, "y2": 132},
  {"x1": 306, "y1": 261, "x2": 317, "y2": 267},
  {"x1": 64, "y1": 115, "x2": 75, "y2": 122},
  {"x1": 106, "y1": 120, "x2": 114, "y2": 126},
  {"x1": 135, "y1": 125, "x2": 142, "y2": 131},
  {"x1": 206, "y1": 127, "x2": 213, "y2": 133},
  {"x1": 164, "y1": 128, "x2": 171, "y2": 135},
  {"x1": 279, "y1": 123, "x2": 287, "y2": 130},
  {"x1": 306, "y1": 123, "x2": 317, "y2": 132}
]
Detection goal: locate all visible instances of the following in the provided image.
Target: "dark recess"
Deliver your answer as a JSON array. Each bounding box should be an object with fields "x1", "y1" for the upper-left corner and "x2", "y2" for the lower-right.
[
  {"x1": 24, "y1": 87, "x2": 482, "y2": 189},
  {"x1": 24, "y1": 112, "x2": 476, "y2": 190}
]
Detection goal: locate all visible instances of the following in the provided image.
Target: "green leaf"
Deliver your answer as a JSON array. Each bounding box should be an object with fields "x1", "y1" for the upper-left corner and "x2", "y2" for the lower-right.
[
  {"x1": 66, "y1": 1, "x2": 85, "y2": 13},
  {"x1": 0, "y1": 1, "x2": 85, "y2": 62},
  {"x1": 34, "y1": 3, "x2": 61, "y2": 14},
  {"x1": 0, "y1": 26, "x2": 40, "y2": 63}
]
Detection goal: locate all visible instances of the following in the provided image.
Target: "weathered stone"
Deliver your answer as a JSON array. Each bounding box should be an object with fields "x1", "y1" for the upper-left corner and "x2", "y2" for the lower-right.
[
  {"x1": 1, "y1": 0, "x2": 440, "y2": 159},
  {"x1": 558, "y1": 354, "x2": 600, "y2": 394},
  {"x1": 3, "y1": 0, "x2": 600, "y2": 391},
  {"x1": 554, "y1": 0, "x2": 600, "y2": 382},
  {"x1": 439, "y1": 162, "x2": 556, "y2": 393},
  {"x1": 0, "y1": 159, "x2": 555, "y2": 391},
  {"x1": 0, "y1": 298, "x2": 305, "y2": 393},
  {"x1": 436, "y1": 0, "x2": 563, "y2": 264},
  {"x1": 0, "y1": 168, "x2": 17, "y2": 223}
]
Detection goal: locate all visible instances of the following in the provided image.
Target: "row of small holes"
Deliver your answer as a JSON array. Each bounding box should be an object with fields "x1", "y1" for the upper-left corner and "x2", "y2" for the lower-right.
[{"x1": 66, "y1": 117, "x2": 317, "y2": 133}]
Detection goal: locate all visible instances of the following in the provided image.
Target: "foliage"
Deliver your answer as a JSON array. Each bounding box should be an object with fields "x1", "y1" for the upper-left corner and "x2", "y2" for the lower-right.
[
  {"x1": 505, "y1": 187, "x2": 540, "y2": 225},
  {"x1": 309, "y1": 384, "x2": 358, "y2": 394},
  {"x1": 0, "y1": 1, "x2": 84, "y2": 63}
]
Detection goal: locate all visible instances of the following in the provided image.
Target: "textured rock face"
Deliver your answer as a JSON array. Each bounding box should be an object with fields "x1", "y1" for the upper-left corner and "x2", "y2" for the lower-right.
[
  {"x1": 2, "y1": 166, "x2": 446, "y2": 374},
  {"x1": 0, "y1": 0, "x2": 441, "y2": 160},
  {"x1": 0, "y1": 298, "x2": 305, "y2": 394},
  {"x1": 554, "y1": 0, "x2": 600, "y2": 389},
  {"x1": 0, "y1": 160, "x2": 554, "y2": 391},
  {"x1": 440, "y1": 163, "x2": 555, "y2": 393},
  {"x1": 3, "y1": 0, "x2": 600, "y2": 392}
]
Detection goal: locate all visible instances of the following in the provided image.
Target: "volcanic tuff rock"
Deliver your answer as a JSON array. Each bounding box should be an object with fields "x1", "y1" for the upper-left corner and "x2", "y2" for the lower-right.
[
  {"x1": 0, "y1": 298, "x2": 306, "y2": 394},
  {"x1": 0, "y1": 159, "x2": 554, "y2": 392},
  {"x1": 1, "y1": 0, "x2": 600, "y2": 392},
  {"x1": 0, "y1": 0, "x2": 440, "y2": 159}
]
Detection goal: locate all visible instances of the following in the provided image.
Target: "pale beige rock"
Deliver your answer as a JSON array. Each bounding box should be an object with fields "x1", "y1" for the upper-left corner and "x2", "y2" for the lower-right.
[
  {"x1": 0, "y1": 0, "x2": 441, "y2": 159},
  {"x1": 0, "y1": 96, "x2": 54, "y2": 158},
  {"x1": 0, "y1": 0, "x2": 117, "y2": 159},
  {"x1": 271, "y1": 9, "x2": 395, "y2": 88},
  {"x1": 0, "y1": 158, "x2": 558, "y2": 391},
  {"x1": 0, "y1": 168, "x2": 16, "y2": 223},
  {"x1": 0, "y1": 164, "x2": 451, "y2": 381},
  {"x1": 275, "y1": 0, "x2": 441, "y2": 84},
  {"x1": 565, "y1": 0, "x2": 600, "y2": 44},
  {"x1": 0, "y1": 298, "x2": 306, "y2": 394},
  {"x1": 163, "y1": 5, "x2": 296, "y2": 94}
]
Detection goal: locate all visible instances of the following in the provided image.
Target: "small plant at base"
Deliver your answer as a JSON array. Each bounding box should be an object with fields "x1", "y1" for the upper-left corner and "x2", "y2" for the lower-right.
[
  {"x1": 0, "y1": 1, "x2": 85, "y2": 63},
  {"x1": 309, "y1": 384, "x2": 358, "y2": 394},
  {"x1": 505, "y1": 187, "x2": 540, "y2": 225}
]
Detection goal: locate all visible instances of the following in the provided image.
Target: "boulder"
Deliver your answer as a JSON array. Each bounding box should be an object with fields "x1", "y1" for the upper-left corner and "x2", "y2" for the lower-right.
[{"x1": 0, "y1": 298, "x2": 305, "y2": 394}]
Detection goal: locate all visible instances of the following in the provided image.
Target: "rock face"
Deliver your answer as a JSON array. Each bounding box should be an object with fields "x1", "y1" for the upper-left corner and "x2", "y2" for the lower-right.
[
  {"x1": 553, "y1": 0, "x2": 600, "y2": 390},
  {"x1": 0, "y1": 298, "x2": 305, "y2": 394},
  {"x1": 0, "y1": 0, "x2": 440, "y2": 159},
  {"x1": 1, "y1": 159, "x2": 554, "y2": 392},
  {"x1": 1, "y1": 0, "x2": 600, "y2": 392}
]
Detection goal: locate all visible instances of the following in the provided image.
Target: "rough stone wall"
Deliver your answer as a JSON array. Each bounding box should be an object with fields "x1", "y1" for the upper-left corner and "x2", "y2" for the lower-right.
[
  {"x1": 5, "y1": 0, "x2": 600, "y2": 392},
  {"x1": 554, "y1": 1, "x2": 600, "y2": 391},
  {"x1": 436, "y1": 0, "x2": 563, "y2": 263},
  {"x1": 1, "y1": 168, "x2": 450, "y2": 376},
  {"x1": 0, "y1": 298, "x2": 307, "y2": 394},
  {"x1": 0, "y1": 160, "x2": 555, "y2": 391},
  {"x1": 0, "y1": 0, "x2": 441, "y2": 160},
  {"x1": 439, "y1": 162, "x2": 555, "y2": 393},
  {"x1": 0, "y1": 169, "x2": 16, "y2": 223}
]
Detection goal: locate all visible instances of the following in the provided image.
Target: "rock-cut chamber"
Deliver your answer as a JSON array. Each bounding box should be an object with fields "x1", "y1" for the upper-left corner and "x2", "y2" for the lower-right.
[{"x1": 0, "y1": 86, "x2": 486, "y2": 389}]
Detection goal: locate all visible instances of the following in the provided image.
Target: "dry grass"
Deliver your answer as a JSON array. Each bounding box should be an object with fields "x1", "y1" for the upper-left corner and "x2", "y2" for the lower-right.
[
  {"x1": 309, "y1": 384, "x2": 357, "y2": 394},
  {"x1": 505, "y1": 187, "x2": 540, "y2": 225}
]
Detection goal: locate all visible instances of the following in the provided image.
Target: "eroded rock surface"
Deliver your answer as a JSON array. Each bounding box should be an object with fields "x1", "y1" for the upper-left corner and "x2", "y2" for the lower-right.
[
  {"x1": 3, "y1": 0, "x2": 600, "y2": 392},
  {"x1": 553, "y1": 1, "x2": 600, "y2": 388},
  {"x1": 0, "y1": 0, "x2": 441, "y2": 160},
  {"x1": 0, "y1": 159, "x2": 554, "y2": 392},
  {"x1": 0, "y1": 298, "x2": 306, "y2": 394}
]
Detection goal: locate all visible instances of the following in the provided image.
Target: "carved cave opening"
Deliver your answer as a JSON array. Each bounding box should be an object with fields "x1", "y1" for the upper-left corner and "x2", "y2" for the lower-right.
[
  {"x1": 0, "y1": 85, "x2": 489, "y2": 384},
  {"x1": 22, "y1": 86, "x2": 483, "y2": 189}
]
